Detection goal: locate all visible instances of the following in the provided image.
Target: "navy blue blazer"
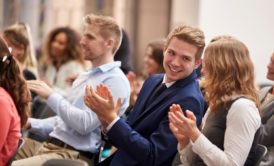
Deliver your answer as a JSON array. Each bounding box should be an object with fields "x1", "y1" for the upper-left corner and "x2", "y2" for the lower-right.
[{"x1": 106, "y1": 71, "x2": 204, "y2": 166}]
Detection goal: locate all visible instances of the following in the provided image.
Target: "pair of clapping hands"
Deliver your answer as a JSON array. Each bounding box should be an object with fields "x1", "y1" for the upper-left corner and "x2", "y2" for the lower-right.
[
  {"x1": 27, "y1": 80, "x2": 121, "y2": 129},
  {"x1": 168, "y1": 104, "x2": 201, "y2": 149}
]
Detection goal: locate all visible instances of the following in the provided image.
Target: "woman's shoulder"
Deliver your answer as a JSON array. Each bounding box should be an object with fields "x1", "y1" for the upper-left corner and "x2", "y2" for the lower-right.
[
  {"x1": 0, "y1": 88, "x2": 15, "y2": 108},
  {"x1": 228, "y1": 98, "x2": 261, "y2": 125}
]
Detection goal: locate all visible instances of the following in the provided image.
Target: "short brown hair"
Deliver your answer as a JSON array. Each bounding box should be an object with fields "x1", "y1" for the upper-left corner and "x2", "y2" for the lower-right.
[
  {"x1": 84, "y1": 14, "x2": 122, "y2": 54},
  {"x1": 166, "y1": 25, "x2": 205, "y2": 59}
]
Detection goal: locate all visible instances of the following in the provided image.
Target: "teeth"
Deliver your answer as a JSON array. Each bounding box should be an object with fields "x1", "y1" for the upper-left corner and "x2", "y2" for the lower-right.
[
  {"x1": 171, "y1": 68, "x2": 178, "y2": 72},
  {"x1": 169, "y1": 65, "x2": 180, "y2": 72}
]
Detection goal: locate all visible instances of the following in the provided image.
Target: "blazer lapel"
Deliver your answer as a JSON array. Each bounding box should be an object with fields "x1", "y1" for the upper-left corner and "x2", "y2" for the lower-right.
[{"x1": 128, "y1": 75, "x2": 163, "y2": 125}]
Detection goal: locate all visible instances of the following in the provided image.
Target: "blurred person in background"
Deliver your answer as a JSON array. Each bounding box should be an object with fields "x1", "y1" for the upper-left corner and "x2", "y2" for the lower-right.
[
  {"x1": 143, "y1": 38, "x2": 165, "y2": 77},
  {"x1": 3, "y1": 22, "x2": 38, "y2": 80},
  {"x1": 257, "y1": 52, "x2": 274, "y2": 166},
  {"x1": 39, "y1": 27, "x2": 87, "y2": 96}
]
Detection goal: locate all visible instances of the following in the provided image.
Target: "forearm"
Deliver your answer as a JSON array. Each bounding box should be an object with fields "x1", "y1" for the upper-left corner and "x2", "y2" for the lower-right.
[
  {"x1": 47, "y1": 93, "x2": 100, "y2": 134},
  {"x1": 28, "y1": 117, "x2": 57, "y2": 137}
]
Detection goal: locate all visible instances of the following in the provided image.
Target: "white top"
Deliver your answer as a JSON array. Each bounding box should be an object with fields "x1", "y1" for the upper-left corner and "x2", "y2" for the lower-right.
[
  {"x1": 44, "y1": 60, "x2": 86, "y2": 97},
  {"x1": 179, "y1": 98, "x2": 261, "y2": 166}
]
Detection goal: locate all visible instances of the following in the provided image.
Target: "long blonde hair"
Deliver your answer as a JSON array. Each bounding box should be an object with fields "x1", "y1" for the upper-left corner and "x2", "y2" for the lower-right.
[
  {"x1": 203, "y1": 36, "x2": 260, "y2": 112},
  {"x1": 3, "y1": 22, "x2": 38, "y2": 77}
]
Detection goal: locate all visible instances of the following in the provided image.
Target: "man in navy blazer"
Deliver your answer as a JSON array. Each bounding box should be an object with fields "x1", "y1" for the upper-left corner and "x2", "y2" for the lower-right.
[{"x1": 85, "y1": 24, "x2": 206, "y2": 166}]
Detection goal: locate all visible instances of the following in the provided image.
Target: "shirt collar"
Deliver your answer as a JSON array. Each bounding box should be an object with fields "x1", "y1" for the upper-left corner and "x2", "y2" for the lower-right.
[
  {"x1": 88, "y1": 61, "x2": 121, "y2": 73},
  {"x1": 163, "y1": 74, "x2": 176, "y2": 88}
]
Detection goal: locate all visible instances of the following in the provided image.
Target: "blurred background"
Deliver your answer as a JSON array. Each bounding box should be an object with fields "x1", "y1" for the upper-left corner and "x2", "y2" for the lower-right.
[{"x1": 0, "y1": 0, "x2": 273, "y2": 85}]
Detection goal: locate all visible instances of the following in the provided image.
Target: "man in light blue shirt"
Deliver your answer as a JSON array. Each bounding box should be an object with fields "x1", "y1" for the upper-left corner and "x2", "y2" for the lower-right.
[{"x1": 13, "y1": 14, "x2": 130, "y2": 166}]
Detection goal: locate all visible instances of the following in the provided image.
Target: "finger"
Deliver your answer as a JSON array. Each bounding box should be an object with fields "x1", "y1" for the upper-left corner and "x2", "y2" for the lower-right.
[
  {"x1": 169, "y1": 111, "x2": 184, "y2": 125},
  {"x1": 185, "y1": 110, "x2": 196, "y2": 121},
  {"x1": 169, "y1": 122, "x2": 179, "y2": 134},
  {"x1": 115, "y1": 97, "x2": 122, "y2": 114},
  {"x1": 85, "y1": 86, "x2": 91, "y2": 96},
  {"x1": 173, "y1": 106, "x2": 188, "y2": 122},
  {"x1": 89, "y1": 85, "x2": 96, "y2": 97}
]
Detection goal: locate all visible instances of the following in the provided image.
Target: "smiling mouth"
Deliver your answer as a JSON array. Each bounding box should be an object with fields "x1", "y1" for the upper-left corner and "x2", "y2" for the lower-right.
[{"x1": 169, "y1": 65, "x2": 181, "y2": 73}]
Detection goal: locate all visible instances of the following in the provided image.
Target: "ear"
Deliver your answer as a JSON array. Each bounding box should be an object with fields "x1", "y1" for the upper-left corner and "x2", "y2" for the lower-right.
[
  {"x1": 105, "y1": 38, "x2": 114, "y2": 50},
  {"x1": 194, "y1": 58, "x2": 202, "y2": 69}
]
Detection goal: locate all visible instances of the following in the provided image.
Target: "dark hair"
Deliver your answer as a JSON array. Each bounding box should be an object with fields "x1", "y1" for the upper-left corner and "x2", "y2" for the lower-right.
[
  {"x1": 0, "y1": 37, "x2": 30, "y2": 127},
  {"x1": 147, "y1": 39, "x2": 166, "y2": 73},
  {"x1": 42, "y1": 27, "x2": 85, "y2": 67}
]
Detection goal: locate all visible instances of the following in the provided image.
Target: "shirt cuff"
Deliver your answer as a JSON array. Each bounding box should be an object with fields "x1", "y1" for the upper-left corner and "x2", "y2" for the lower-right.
[
  {"x1": 106, "y1": 116, "x2": 120, "y2": 131},
  {"x1": 29, "y1": 118, "x2": 42, "y2": 130}
]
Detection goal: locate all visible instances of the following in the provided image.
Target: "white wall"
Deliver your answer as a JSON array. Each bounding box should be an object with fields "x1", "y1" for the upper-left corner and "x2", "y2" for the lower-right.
[{"x1": 199, "y1": 0, "x2": 274, "y2": 85}]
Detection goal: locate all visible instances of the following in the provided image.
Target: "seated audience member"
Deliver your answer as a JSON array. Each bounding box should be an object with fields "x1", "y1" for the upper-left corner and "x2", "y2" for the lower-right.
[
  {"x1": 143, "y1": 38, "x2": 166, "y2": 77},
  {"x1": 39, "y1": 26, "x2": 87, "y2": 96},
  {"x1": 0, "y1": 37, "x2": 30, "y2": 165},
  {"x1": 84, "y1": 24, "x2": 205, "y2": 166},
  {"x1": 257, "y1": 52, "x2": 274, "y2": 166},
  {"x1": 3, "y1": 22, "x2": 38, "y2": 80},
  {"x1": 12, "y1": 14, "x2": 130, "y2": 166},
  {"x1": 169, "y1": 36, "x2": 261, "y2": 165}
]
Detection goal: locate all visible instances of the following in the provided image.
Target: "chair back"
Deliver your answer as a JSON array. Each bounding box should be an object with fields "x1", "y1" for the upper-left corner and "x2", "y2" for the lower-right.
[
  {"x1": 42, "y1": 159, "x2": 88, "y2": 166},
  {"x1": 254, "y1": 144, "x2": 268, "y2": 166}
]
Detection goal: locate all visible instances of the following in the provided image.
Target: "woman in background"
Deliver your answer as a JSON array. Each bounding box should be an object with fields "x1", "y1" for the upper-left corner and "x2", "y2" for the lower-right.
[
  {"x1": 143, "y1": 38, "x2": 165, "y2": 77},
  {"x1": 0, "y1": 37, "x2": 30, "y2": 165},
  {"x1": 169, "y1": 36, "x2": 261, "y2": 166},
  {"x1": 39, "y1": 27, "x2": 87, "y2": 96},
  {"x1": 3, "y1": 22, "x2": 38, "y2": 80}
]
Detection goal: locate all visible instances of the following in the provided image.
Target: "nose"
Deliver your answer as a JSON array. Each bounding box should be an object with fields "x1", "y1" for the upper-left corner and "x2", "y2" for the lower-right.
[
  {"x1": 170, "y1": 56, "x2": 180, "y2": 66},
  {"x1": 267, "y1": 62, "x2": 273, "y2": 70},
  {"x1": 80, "y1": 37, "x2": 85, "y2": 46}
]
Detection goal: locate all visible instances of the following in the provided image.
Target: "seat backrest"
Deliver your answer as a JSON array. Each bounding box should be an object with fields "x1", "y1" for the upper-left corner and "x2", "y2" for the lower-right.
[
  {"x1": 254, "y1": 144, "x2": 268, "y2": 166},
  {"x1": 42, "y1": 159, "x2": 88, "y2": 166}
]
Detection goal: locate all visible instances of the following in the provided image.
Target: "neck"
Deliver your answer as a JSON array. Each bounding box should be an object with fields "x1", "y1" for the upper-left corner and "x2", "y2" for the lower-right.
[{"x1": 91, "y1": 53, "x2": 114, "y2": 68}]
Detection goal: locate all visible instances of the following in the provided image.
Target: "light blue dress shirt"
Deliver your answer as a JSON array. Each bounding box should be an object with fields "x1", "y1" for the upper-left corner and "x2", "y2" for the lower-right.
[{"x1": 29, "y1": 61, "x2": 130, "y2": 153}]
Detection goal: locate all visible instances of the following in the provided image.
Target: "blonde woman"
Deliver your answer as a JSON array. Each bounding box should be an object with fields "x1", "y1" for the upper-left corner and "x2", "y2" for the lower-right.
[
  {"x1": 169, "y1": 36, "x2": 261, "y2": 166},
  {"x1": 3, "y1": 22, "x2": 38, "y2": 79}
]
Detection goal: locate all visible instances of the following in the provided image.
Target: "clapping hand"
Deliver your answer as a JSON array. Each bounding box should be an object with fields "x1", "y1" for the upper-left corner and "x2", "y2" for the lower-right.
[
  {"x1": 84, "y1": 84, "x2": 121, "y2": 126},
  {"x1": 168, "y1": 104, "x2": 201, "y2": 148}
]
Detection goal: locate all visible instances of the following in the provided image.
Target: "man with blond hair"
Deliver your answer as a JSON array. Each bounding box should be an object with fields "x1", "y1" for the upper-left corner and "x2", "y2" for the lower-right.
[
  {"x1": 84, "y1": 24, "x2": 205, "y2": 165},
  {"x1": 13, "y1": 14, "x2": 130, "y2": 166}
]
